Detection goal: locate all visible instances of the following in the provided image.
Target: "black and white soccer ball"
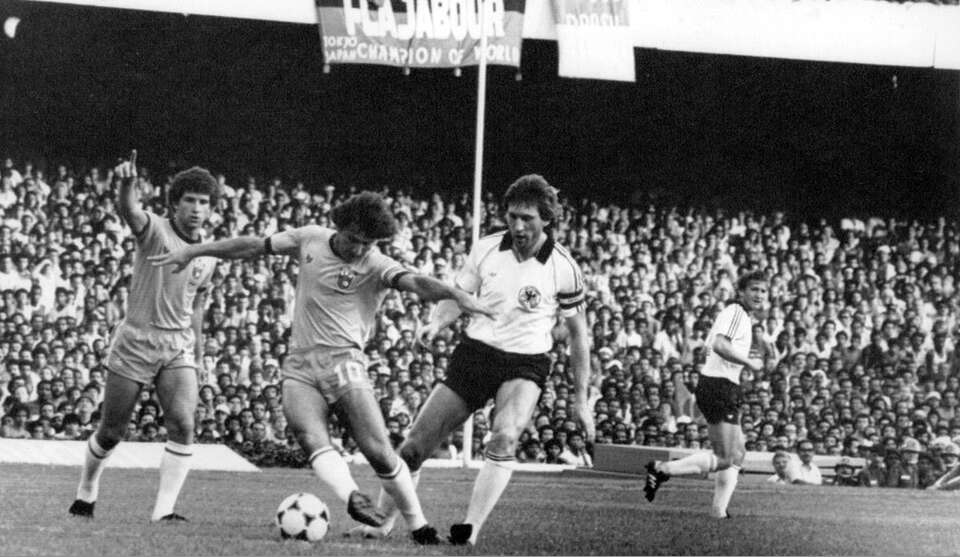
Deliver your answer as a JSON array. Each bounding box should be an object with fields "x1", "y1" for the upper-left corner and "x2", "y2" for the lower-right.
[{"x1": 275, "y1": 492, "x2": 330, "y2": 542}]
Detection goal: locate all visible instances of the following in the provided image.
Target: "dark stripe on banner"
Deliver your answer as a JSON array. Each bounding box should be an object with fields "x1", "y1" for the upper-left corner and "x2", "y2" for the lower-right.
[
  {"x1": 165, "y1": 447, "x2": 193, "y2": 457},
  {"x1": 316, "y1": 0, "x2": 526, "y2": 12}
]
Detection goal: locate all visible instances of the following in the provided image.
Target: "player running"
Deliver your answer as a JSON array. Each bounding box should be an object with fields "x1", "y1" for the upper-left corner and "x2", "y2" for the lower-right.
[{"x1": 644, "y1": 270, "x2": 768, "y2": 518}]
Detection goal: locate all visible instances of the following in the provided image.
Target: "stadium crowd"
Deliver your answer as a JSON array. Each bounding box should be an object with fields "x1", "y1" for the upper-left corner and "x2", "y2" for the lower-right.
[{"x1": 0, "y1": 157, "x2": 958, "y2": 489}]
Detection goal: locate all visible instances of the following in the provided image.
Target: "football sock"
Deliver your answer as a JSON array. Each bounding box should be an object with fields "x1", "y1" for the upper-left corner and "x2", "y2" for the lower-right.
[
  {"x1": 309, "y1": 447, "x2": 358, "y2": 503},
  {"x1": 463, "y1": 452, "x2": 515, "y2": 545},
  {"x1": 76, "y1": 434, "x2": 115, "y2": 502},
  {"x1": 660, "y1": 451, "x2": 717, "y2": 476},
  {"x1": 151, "y1": 441, "x2": 193, "y2": 521},
  {"x1": 377, "y1": 458, "x2": 427, "y2": 531},
  {"x1": 370, "y1": 468, "x2": 419, "y2": 536},
  {"x1": 712, "y1": 465, "x2": 740, "y2": 518}
]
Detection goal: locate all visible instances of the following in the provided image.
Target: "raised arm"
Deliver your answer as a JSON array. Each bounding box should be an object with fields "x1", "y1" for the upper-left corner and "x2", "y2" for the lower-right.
[{"x1": 115, "y1": 150, "x2": 148, "y2": 235}]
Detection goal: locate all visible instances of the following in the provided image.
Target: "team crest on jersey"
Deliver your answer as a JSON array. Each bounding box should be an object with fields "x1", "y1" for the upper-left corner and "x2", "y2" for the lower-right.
[
  {"x1": 337, "y1": 267, "x2": 356, "y2": 289},
  {"x1": 305, "y1": 254, "x2": 314, "y2": 264},
  {"x1": 518, "y1": 286, "x2": 542, "y2": 310},
  {"x1": 191, "y1": 265, "x2": 203, "y2": 280}
]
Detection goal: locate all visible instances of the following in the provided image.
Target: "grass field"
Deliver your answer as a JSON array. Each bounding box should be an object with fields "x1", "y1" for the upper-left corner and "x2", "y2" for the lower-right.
[{"x1": 1, "y1": 463, "x2": 957, "y2": 556}]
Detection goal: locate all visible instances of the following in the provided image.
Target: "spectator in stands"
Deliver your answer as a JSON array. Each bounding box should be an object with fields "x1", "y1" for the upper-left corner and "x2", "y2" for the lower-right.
[
  {"x1": 830, "y1": 457, "x2": 860, "y2": 486},
  {"x1": 792, "y1": 440, "x2": 823, "y2": 485},
  {"x1": 766, "y1": 450, "x2": 794, "y2": 484}
]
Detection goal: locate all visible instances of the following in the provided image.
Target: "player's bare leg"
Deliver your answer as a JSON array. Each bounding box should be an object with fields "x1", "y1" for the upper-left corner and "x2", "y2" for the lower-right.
[
  {"x1": 450, "y1": 378, "x2": 540, "y2": 546},
  {"x1": 352, "y1": 383, "x2": 471, "y2": 539},
  {"x1": 340, "y1": 388, "x2": 439, "y2": 544},
  {"x1": 70, "y1": 371, "x2": 141, "y2": 518},
  {"x1": 282, "y1": 381, "x2": 383, "y2": 527},
  {"x1": 151, "y1": 365, "x2": 198, "y2": 521}
]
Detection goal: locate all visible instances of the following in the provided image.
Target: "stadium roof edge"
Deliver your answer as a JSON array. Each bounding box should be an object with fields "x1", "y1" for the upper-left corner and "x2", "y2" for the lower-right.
[{"x1": 25, "y1": 0, "x2": 960, "y2": 69}]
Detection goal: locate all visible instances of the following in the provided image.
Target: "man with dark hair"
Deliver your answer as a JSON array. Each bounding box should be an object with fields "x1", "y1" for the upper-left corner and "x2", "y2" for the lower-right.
[
  {"x1": 359, "y1": 174, "x2": 594, "y2": 545},
  {"x1": 645, "y1": 270, "x2": 767, "y2": 518},
  {"x1": 70, "y1": 150, "x2": 221, "y2": 522},
  {"x1": 150, "y1": 190, "x2": 493, "y2": 544}
]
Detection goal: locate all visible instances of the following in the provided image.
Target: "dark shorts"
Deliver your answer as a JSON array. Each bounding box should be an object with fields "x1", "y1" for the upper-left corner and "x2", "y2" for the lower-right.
[
  {"x1": 442, "y1": 336, "x2": 551, "y2": 413},
  {"x1": 695, "y1": 375, "x2": 742, "y2": 425}
]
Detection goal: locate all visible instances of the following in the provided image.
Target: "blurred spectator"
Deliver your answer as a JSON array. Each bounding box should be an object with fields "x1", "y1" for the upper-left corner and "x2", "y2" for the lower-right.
[
  {"x1": 830, "y1": 457, "x2": 860, "y2": 486},
  {"x1": 1, "y1": 155, "x2": 959, "y2": 484},
  {"x1": 766, "y1": 450, "x2": 794, "y2": 484},
  {"x1": 792, "y1": 440, "x2": 823, "y2": 485}
]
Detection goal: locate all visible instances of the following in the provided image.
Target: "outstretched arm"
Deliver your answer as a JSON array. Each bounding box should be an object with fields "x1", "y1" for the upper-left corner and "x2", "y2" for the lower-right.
[
  {"x1": 395, "y1": 273, "x2": 494, "y2": 320},
  {"x1": 149, "y1": 235, "x2": 291, "y2": 272}
]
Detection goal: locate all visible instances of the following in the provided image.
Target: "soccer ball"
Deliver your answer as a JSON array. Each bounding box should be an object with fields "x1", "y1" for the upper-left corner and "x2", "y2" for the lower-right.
[{"x1": 275, "y1": 492, "x2": 330, "y2": 541}]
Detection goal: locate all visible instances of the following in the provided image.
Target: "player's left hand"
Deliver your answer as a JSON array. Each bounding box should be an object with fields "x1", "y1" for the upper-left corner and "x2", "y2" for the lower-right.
[{"x1": 573, "y1": 399, "x2": 596, "y2": 443}]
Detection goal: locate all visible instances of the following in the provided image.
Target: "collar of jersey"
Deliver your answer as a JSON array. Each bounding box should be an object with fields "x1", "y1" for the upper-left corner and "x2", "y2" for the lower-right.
[
  {"x1": 498, "y1": 232, "x2": 554, "y2": 264},
  {"x1": 168, "y1": 217, "x2": 201, "y2": 244}
]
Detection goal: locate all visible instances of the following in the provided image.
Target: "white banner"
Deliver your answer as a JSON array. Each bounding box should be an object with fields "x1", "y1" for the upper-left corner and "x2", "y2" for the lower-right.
[{"x1": 552, "y1": 0, "x2": 635, "y2": 81}]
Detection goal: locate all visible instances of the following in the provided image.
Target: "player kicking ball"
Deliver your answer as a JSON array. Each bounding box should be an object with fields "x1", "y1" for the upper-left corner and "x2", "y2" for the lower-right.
[
  {"x1": 644, "y1": 270, "x2": 767, "y2": 519},
  {"x1": 150, "y1": 191, "x2": 495, "y2": 544}
]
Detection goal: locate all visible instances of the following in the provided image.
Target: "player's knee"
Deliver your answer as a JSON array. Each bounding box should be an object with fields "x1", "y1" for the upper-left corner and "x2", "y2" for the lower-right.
[
  {"x1": 486, "y1": 430, "x2": 520, "y2": 455},
  {"x1": 96, "y1": 428, "x2": 124, "y2": 449},
  {"x1": 399, "y1": 440, "x2": 426, "y2": 471},
  {"x1": 163, "y1": 417, "x2": 194, "y2": 444}
]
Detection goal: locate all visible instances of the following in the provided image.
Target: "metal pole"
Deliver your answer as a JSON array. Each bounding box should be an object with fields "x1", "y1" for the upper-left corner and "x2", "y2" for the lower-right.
[{"x1": 463, "y1": 0, "x2": 489, "y2": 467}]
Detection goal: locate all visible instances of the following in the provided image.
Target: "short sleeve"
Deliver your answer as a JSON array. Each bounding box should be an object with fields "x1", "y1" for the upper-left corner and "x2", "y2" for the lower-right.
[
  {"x1": 369, "y1": 250, "x2": 406, "y2": 289},
  {"x1": 269, "y1": 225, "x2": 319, "y2": 257},
  {"x1": 556, "y1": 254, "x2": 585, "y2": 318},
  {"x1": 454, "y1": 243, "x2": 482, "y2": 294},
  {"x1": 136, "y1": 212, "x2": 160, "y2": 251},
  {"x1": 715, "y1": 304, "x2": 749, "y2": 341}
]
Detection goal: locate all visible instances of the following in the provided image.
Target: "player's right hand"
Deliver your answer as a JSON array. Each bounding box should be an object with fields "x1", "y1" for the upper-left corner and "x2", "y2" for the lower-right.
[
  {"x1": 416, "y1": 322, "x2": 439, "y2": 349},
  {"x1": 148, "y1": 247, "x2": 193, "y2": 274},
  {"x1": 746, "y1": 357, "x2": 764, "y2": 372},
  {"x1": 114, "y1": 149, "x2": 138, "y2": 181}
]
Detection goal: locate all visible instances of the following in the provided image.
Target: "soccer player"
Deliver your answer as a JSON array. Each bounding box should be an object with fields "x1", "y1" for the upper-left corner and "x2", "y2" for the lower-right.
[
  {"x1": 69, "y1": 151, "x2": 220, "y2": 521},
  {"x1": 358, "y1": 174, "x2": 594, "y2": 545},
  {"x1": 644, "y1": 270, "x2": 767, "y2": 518},
  {"x1": 149, "y1": 191, "x2": 495, "y2": 544}
]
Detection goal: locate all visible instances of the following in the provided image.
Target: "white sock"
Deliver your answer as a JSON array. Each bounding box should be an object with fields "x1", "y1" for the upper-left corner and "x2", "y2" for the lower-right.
[
  {"x1": 463, "y1": 452, "x2": 515, "y2": 544},
  {"x1": 76, "y1": 435, "x2": 114, "y2": 502},
  {"x1": 712, "y1": 465, "x2": 740, "y2": 518},
  {"x1": 151, "y1": 441, "x2": 193, "y2": 521},
  {"x1": 309, "y1": 447, "x2": 359, "y2": 503},
  {"x1": 660, "y1": 452, "x2": 717, "y2": 476},
  {"x1": 378, "y1": 458, "x2": 427, "y2": 531},
  {"x1": 367, "y1": 468, "x2": 419, "y2": 536}
]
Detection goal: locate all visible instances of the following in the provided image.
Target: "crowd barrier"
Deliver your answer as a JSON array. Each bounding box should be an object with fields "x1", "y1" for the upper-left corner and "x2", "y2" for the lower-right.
[{"x1": 0, "y1": 439, "x2": 259, "y2": 472}]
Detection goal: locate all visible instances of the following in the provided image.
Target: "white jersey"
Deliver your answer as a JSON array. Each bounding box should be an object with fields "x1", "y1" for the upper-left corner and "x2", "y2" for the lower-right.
[
  {"x1": 456, "y1": 231, "x2": 584, "y2": 354},
  {"x1": 270, "y1": 225, "x2": 406, "y2": 352},
  {"x1": 701, "y1": 302, "x2": 753, "y2": 384}
]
